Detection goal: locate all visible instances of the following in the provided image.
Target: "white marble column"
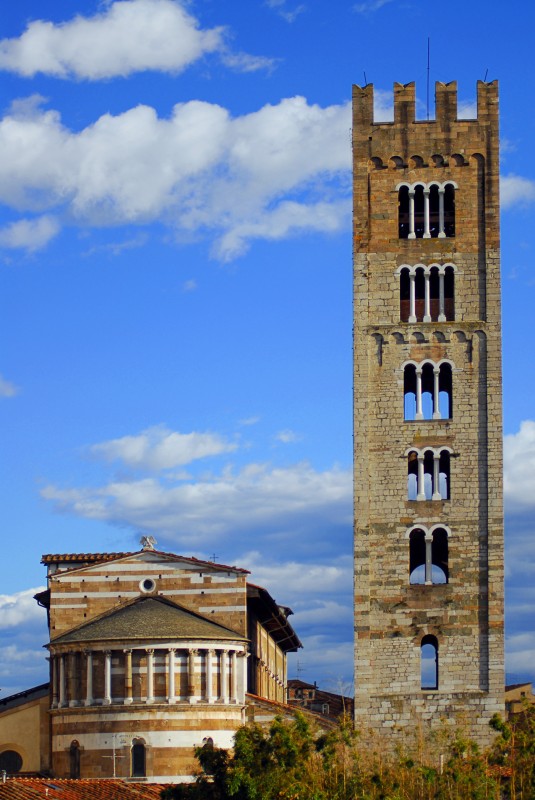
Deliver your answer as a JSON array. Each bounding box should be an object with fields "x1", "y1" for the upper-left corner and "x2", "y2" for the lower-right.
[
  {"x1": 187, "y1": 649, "x2": 198, "y2": 704},
  {"x1": 425, "y1": 534, "x2": 433, "y2": 585},
  {"x1": 438, "y1": 188, "x2": 446, "y2": 238},
  {"x1": 146, "y1": 649, "x2": 154, "y2": 704},
  {"x1": 59, "y1": 654, "x2": 66, "y2": 707},
  {"x1": 423, "y1": 188, "x2": 431, "y2": 238},
  {"x1": 206, "y1": 649, "x2": 214, "y2": 703},
  {"x1": 230, "y1": 650, "x2": 238, "y2": 703},
  {"x1": 423, "y1": 273, "x2": 431, "y2": 322},
  {"x1": 409, "y1": 273, "x2": 416, "y2": 323},
  {"x1": 415, "y1": 368, "x2": 423, "y2": 420},
  {"x1": 408, "y1": 190, "x2": 416, "y2": 239},
  {"x1": 167, "y1": 649, "x2": 176, "y2": 704},
  {"x1": 432, "y1": 453, "x2": 442, "y2": 501},
  {"x1": 51, "y1": 656, "x2": 58, "y2": 708},
  {"x1": 124, "y1": 649, "x2": 133, "y2": 705},
  {"x1": 68, "y1": 652, "x2": 78, "y2": 707},
  {"x1": 438, "y1": 272, "x2": 446, "y2": 321},
  {"x1": 84, "y1": 650, "x2": 93, "y2": 706},
  {"x1": 433, "y1": 368, "x2": 441, "y2": 419},
  {"x1": 417, "y1": 454, "x2": 426, "y2": 501},
  {"x1": 220, "y1": 650, "x2": 229, "y2": 703},
  {"x1": 103, "y1": 650, "x2": 112, "y2": 705}
]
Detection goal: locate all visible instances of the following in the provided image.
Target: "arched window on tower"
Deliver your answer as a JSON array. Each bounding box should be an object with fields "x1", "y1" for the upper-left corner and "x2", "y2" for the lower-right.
[
  {"x1": 406, "y1": 448, "x2": 451, "y2": 501},
  {"x1": 398, "y1": 264, "x2": 456, "y2": 322},
  {"x1": 409, "y1": 527, "x2": 449, "y2": 584},
  {"x1": 421, "y1": 635, "x2": 439, "y2": 689},
  {"x1": 403, "y1": 362, "x2": 453, "y2": 421},
  {"x1": 398, "y1": 182, "x2": 456, "y2": 239},
  {"x1": 131, "y1": 739, "x2": 146, "y2": 778}
]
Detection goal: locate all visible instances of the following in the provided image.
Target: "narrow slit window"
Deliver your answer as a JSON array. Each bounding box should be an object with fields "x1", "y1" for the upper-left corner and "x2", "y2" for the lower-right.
[{"x1": 421, "y1": 635, "x2": 439, "y2": 689}]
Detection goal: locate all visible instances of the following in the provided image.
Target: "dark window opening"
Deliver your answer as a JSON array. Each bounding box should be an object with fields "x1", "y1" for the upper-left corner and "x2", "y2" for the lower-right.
[
  {"x1": 421, "y1": 635, "x2": 439, "y2": 690},
  {"x1": 444, "y1": 184, "x2": 455, "y2": 236},
  {"x1": 0, "y1": 751, "x2": 23, "y2": 774},
  {"x1": 400, "y1": 269, "x2": 410, "y2": 321},
  {"x1": 69, "y1": 741, "x2": 80, "y2": 779},
  {"x1": 413, "y1": 185, "x2": 425, "y2": 238},
  {"x1": 398, "y1": 185, "x2": 409, "y2": 238},
  {"x1": 428, "y1": 185, "x2": 439, "y2": 237},
  {"x1": 132, "y1": 741, "x2": 146, "y2": 778},
  {"x1": 444, "y1": 266, "x2": 455, "y2": 320}
]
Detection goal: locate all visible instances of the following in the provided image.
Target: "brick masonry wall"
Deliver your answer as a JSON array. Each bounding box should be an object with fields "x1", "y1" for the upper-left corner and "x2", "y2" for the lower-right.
[{"x1": 352, "y1": 81, "x2": 504, "y2": 747}]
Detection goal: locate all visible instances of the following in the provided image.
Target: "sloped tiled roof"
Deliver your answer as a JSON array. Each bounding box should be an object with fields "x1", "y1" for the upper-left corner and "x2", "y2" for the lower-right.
[
  {"x1": 0, "y1": 684, "x2": 49, "y2": 711},
  {"x1": 42, "y1": 550, "x2": 248, "y2": 574},
  {"x1": 50, "y1": 595, "x2": 245, "y2": 645},
  {"x1": 0, "y1": 779, "x2": 170, "y2": 799}
]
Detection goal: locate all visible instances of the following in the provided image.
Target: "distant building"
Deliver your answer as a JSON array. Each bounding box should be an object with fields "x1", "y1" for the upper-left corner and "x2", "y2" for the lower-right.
[
  {"x1": 287, "y1": 679, "x2": 353, "y2": 720},
  {"x1": 0, "y1": 542, "x2": 301, "y2": 782},
  {"x1": 505, "y1": 682, "x2": 535, "y2": 717}
]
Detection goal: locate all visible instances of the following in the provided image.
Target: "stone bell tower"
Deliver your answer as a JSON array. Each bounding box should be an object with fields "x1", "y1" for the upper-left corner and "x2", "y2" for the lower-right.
[{"x1": 352, "y1": 80, "x2": 504, "y2": 745}]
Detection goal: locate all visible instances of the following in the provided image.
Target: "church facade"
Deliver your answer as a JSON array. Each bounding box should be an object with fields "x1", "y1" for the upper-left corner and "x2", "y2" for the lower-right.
[{"x1": 0, "y1": 541, "x2": 300, "y2": 781}]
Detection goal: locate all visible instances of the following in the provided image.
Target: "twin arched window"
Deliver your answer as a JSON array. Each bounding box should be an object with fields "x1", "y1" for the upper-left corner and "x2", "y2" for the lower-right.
[
  {"x1": 409, "y1": 526, "x2": 448, "y2": 585},
  {"x1": 399, "y1": 264, "x2": 455, "y2": 323},
  {"x1": 407, "y1": 447, "x2": 451, "y2": 501},
  {"x1": 404, "y1": 361, "x2": 452, "y2": 421},
  {"x1": 398, "y1": 182, "x2": 456, "y2": 239}
]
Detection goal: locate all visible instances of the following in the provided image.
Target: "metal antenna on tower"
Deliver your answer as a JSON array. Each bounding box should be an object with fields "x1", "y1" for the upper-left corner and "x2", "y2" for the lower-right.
[
  {"x1": 363, "y1": 71, "x2": 367, "y2": 86},
  {"x1": 484, "y1": 68, "x2": 489, "y2": 82},
  {"x1": 427, "y1": 37, "x2": 430, "y2": 120}
]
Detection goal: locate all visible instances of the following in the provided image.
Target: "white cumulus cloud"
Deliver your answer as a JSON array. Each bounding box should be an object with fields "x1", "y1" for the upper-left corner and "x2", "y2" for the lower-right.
[
  {"x1": 504, "y1": 420, "x2": 535, "y2": 510},
  {"x1": 0, "y1": 215, "x2": 60, "y2": 252},
  {"x1": 0, "y1": 587, "x2": 46, "y2": 629},
  {"x1": 0, "y1": 0, "x2": 227, "y2": 80},
  {"x1": 501, "y1": 174, "x2": 535, "y2": 209},
  {"x1": 90, "y1": 426, "x2": 237, "y2": 470},
  {"x1": 41, "y1": 461, "x2": 353, "y2": 546},
  {"x1": 0, "y1": 95, "x2": 351, "y2": 259}
]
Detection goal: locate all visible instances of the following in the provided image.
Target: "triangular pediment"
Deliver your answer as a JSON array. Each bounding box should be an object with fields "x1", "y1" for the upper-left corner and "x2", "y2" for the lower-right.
[
  {"x1": 50, "y1": 549, "x2": 247, "y2": 580},
  {"x1": 50, "y1": 595, "x2": 246, "y2": 646}
]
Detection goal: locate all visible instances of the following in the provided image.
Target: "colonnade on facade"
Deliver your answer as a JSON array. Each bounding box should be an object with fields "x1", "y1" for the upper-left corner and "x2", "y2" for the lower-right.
[{"x1": 49, "y1": 645, "x2": 247, "y2": 708}]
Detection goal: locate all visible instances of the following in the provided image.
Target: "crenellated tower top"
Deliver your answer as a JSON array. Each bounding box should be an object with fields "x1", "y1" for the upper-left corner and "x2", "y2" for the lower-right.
[{"x1": 352, "y1": 80, "x2": 498, "y2": 131}]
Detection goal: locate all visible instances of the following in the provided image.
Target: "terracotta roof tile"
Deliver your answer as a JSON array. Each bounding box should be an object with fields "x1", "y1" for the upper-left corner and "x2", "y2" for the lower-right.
[
  {"x1": 0, "y1": 779, "x2": 171, "y2": 799},
  {"x1": 42, "y1": 551, "x2": 249, "y2": 574}
]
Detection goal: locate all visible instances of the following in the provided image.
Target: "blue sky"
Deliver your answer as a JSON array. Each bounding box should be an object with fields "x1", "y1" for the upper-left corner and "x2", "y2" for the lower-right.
[{"x1": 0, "y1": 0, "x2": 534, "y2": 698}]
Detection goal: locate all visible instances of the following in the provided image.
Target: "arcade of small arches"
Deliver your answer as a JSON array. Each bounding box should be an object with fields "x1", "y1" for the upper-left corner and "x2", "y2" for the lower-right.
[
  {"x1": 49, "y1": 646, "x2": 248, "y2": 708},
  {"x1": 397, "y1": 181, "x2": 457, "y2": 240},
  {"x1": 403, "y1": 360, "x2": 453, "y2": 421},
  {"x1": 397, "y1": 263, "x2": 455, "y2": 323},
  {"x1": 406, "y1": 446, "x2": 451, "y2": 501}
]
